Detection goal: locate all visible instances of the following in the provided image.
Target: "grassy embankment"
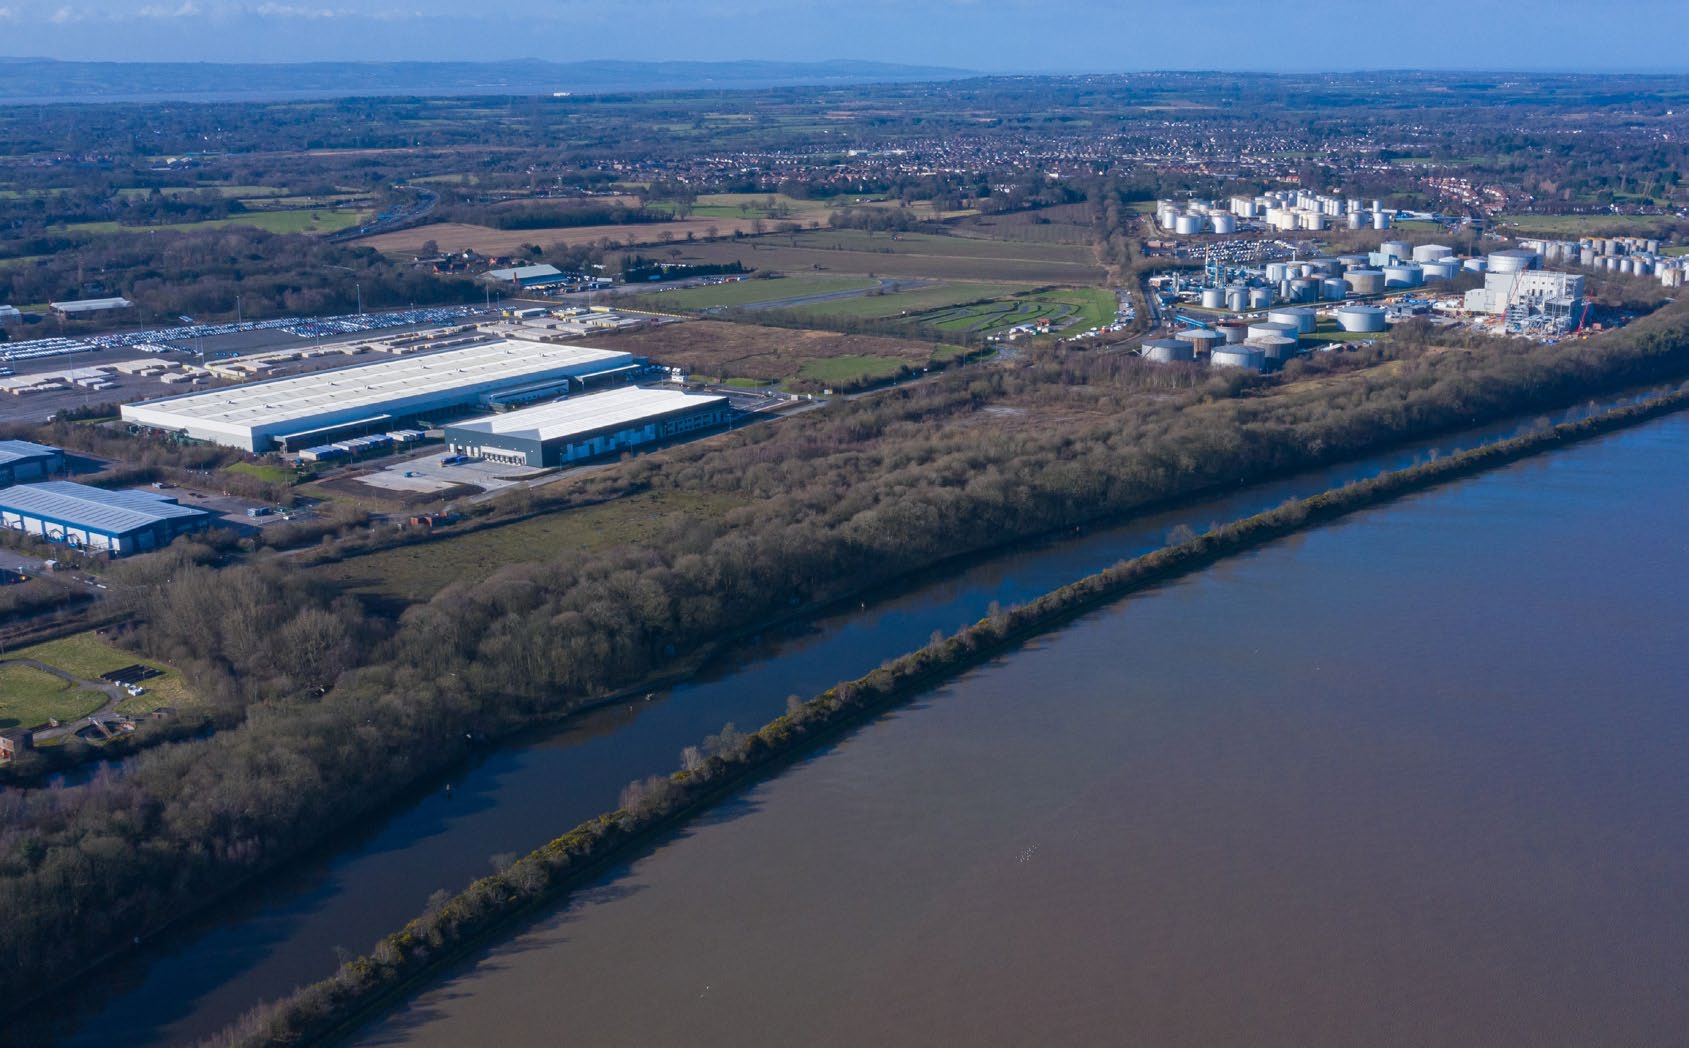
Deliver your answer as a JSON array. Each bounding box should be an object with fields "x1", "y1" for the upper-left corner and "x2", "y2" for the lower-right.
[
  {"x1": 210, "y1": 385, "x2": 1689, "y2": 1048},
  {"x1": 0, "y1": 631, "x2": 194, "y2": 732}
]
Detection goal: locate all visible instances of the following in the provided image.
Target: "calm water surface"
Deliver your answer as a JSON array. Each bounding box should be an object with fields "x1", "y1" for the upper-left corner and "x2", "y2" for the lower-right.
[
  {"x1": 361, "y1": 413, "x2": 1689, "y2": 1047},
  {"x1": 20, "y1": 393, "x2": 1662, "y2": 1047}
]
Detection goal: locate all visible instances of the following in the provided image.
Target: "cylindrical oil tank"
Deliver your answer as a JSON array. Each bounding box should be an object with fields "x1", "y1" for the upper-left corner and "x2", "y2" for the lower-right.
[
  {"x1": 1175, "y1": 328, "x2": 1224, "y2": 354},
  {"x1": 1338, "y1": 254, "x2": 1369, "y2": 268},
  {"x1": 1307, "y1": 258, "x2": 1342, "y2": 277},
  {"x1": 1288, "y1": 278, "x2": 1319, "y2": 302},
  {"x1": 1216, "y1": 320, "x2": 1249, "y2": 344},
  {"x1": 1248, "y1": 335, "x2": 1298, "y2": 369},
  {"x1": 1373, "y1": 212, "x2": 1392, "y2": 230},
  {"x1": 1487, "y1": 248, "x2": 1537, "y2": 273},
  {"x1": 1211, "y1": 345, "x2": 1265, "y2": 371},
  {"x1": 1248, "y1": 287, "x2": 1275, "y2": 308},
  {"x1": 1301, "y1": 212, "x2": 1326, "y2": 231},
  {"x1": 1321, "y1": 277, "x2": 1350, "y2": 300},
  {"x1": 1174, "y1": 214, "x2": 1204, "y2": 236},
  {"x1": 1347, "y1": 212, "x2": 1366, "y2": 230},
  {"x1": 1157, "y1": 204, "x2": 1177, "y2": 229},
  {"x1": 1210, "y1": 214, "x2": 1238, "y2": 235},
  {"x1": 1381, "y1": 240, "x2": 1412, "y2": 261},
  {"x1": 1267, "y1": 307, "x2": 1316, "y2": 334},
  {"x1": 1248, "y1": 320, "x2": 1300, "y2": 343},
  {"x1": 1579, "y1": 246, "x2": 1597, "y2": 266},
  {"x1": 1345, "y1": 269, "x2": 1385, "y2": 295},
  {"x1": 1382, "y1": 263, "x2": 1422, "y2": 288},
  {"x1": 1412, "y1": 243, "x2": 1453, "y2": 263},
  {"x1": 1420, "y1": 260, "x2": 1459, "y2": 281},
  {"x1": 1141, "y1": 338, "x2": 1194, "y2": 363},
  {"x1": 1265, "y1": 262, "x2": 1289, "y2": 282},
  {"x1": 1336, "y1": 305, "x2": 1388, "y2": 332},
  {"x1": 1200, "y1": 288, "x2": 1226, "y2": 309},
  {"x1": 1463, "y1": 257, "x2": 1488, "y2": 273},
  {"x1": 1225, "y1": 287, "x2": 1248, "y2": 312}
]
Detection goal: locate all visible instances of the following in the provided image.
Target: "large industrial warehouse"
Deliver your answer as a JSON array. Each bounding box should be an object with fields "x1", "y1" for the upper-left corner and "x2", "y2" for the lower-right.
[
  {"x1": 0, "y1": 481, "x2": 215, "y2": 556},
  {"x1": 120, "y1": 338, "x2": 640, "y2": 452},
  {"x1": 0, "y1": 440, "x2": 64, "y2": 485},
  {"x1": 443, "y1": 387, "x2": 731, "y2": 467}
]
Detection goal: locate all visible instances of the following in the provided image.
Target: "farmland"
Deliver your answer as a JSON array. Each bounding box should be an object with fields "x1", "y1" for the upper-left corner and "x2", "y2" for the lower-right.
[
  {"x1": 658, "y1": 228, "x2": 1106, "y2": 284},
  {"x1": 61, "y1": 209, "x2": 367, "y2": 237},
  {"x1": 629, "y1": 275, "x2": 880, "y2": 311},
  {"x1": 364, "y1": 217, "x2": 768, "y2": 256},
  {"x1": 564, "y1": 317, "x2": 966, "y2": 389}
]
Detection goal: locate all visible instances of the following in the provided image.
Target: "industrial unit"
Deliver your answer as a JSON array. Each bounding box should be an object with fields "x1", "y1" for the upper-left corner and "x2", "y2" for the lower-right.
[
  {"x1": 443, "y1": 387, "x2": 732, "y2": 467},
  {"x1": 121, "y1": 337, "x2": 641, "y2": 451},
  {"x1": 1465, "y1": 271, "x2": 1585, "y2": 327},
  {"x1": 0, "y1": 440, "x2": 64, "y2": 485},
  {"x1": 0, "y1": 481, "x2": 215, "y2": 555}
]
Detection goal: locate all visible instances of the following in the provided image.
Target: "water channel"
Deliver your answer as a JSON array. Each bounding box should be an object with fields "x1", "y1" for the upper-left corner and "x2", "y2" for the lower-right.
[
  {"x1": 362, "y1": 410, "x2": 1689, "y2": 1047},
  {"x1": 23, "y1": 392, "x2": 1669, "y2": 1047}
]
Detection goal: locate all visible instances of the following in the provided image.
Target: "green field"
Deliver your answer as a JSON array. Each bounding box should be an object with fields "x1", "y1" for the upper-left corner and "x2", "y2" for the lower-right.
[
  {"x1": 794, "y1": 355, "x2": 913, "y2": 388},
  {"x1": 665, "y1": 228, "x2": 1106, "y2": 284},
  {"x1": 312, "y1": 490, "x2": 745, "y2": 603},
  {"x1": 647, "y1": 192, "x2": 834, "y2": 221},
  {"x1": 773, "y1": 282, "x2": 1034, "y2": 322},
  {"x1": 1497, "y1": 213, "x2": 1676, "y2": 236},
  {"x1": 632, "y1": 275, "x2": 877, "y2": 310},
  {"x1": 905, "y1": 287, "x2": 1117, "y2": 337},
  {"x1": 61, "y1": 209, "x2": 367, "y2": 237},
  {"x1": 6, "y1": 631, "x2": 194, "y2": 719},
  {"x1": 223, "y1": 461, "x2": 301, "y2": 486},
  {"x1": 0, "y1": 663, "x2": 105, "y2": 731}
]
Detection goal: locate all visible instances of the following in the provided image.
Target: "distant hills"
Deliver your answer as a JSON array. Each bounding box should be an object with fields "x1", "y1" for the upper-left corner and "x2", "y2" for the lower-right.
[{"x1": 0, "y1": 58, "x2": 979, "y2": 104}]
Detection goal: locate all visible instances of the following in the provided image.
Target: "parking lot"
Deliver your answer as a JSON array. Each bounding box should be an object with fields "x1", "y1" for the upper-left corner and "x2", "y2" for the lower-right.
[{"x1": 361, "y1": 452, "x2": 547, "y2": 496}]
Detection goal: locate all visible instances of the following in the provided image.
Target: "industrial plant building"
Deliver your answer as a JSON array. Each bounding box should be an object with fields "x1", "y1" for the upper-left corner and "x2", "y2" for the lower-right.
[
  {"x1": 0, "y1": 481, "x2": 215, "y2": 556},
  {"x1": 0, "y1": 440, "x2": 64, "y2": 485},
  {"x1": 1464, "y1": 271, "x2": 1584, "y2": 325},
  {"x1": 442, "y1": 387, "x2": 731, "y2": 467},
  {"x1": 121, "y1": 337, "x2": 641, "y2": 452}
]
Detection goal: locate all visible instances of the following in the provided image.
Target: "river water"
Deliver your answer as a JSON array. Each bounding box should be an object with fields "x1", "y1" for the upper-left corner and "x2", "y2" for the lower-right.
[
  {"x1": 359, "y1": 412, "x2": 1689, "y2": 1047},
  {"x1": 22, "y1": 394, "x2": 1663, "y2": 1047}
]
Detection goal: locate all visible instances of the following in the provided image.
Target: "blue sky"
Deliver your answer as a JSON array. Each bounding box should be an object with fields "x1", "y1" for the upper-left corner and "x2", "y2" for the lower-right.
[{"x1": 0, "y1": 0, "x2": 1685, "y2": 69}]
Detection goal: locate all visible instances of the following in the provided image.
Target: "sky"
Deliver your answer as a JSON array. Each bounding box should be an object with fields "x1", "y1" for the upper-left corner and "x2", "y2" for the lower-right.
[{"x1": 0, "y1": 0, "x2": 1686, "y2": 70}]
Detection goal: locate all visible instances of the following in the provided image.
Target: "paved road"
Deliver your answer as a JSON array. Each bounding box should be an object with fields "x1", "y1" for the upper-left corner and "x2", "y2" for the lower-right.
[{"x1": 0, "y1": 656, "x2": 127, "y2": 740}]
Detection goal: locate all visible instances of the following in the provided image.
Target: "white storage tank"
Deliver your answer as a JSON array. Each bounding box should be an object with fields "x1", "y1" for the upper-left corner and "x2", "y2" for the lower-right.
[
  {"x1": 1267, "y1": 307, "x2": 1317, "y2": 334},
  {"x1": 1463, "y1": 257, "x2": 1488, "y2": 273},
  {"x1": 1336, "y1": 305, "x2": 1388, "y2": 332},
  {"x1": 1487, "y1": 248, "x2": 1538, "y2": 273},
  {"x1": 1382, "y1": 263, "x2": 1423, "y2": 288},
  {"x1": 1216, "y1": 320, "x2": 1249, "y2": 344},
  {"x1": 1174, "y1": 214, "x2": 1204, "y2": 236},
  {"x1": 1248, "y1": 335, "x2": 1298, "y2": 369},
  {"x1": 1225, "y1": 287, "x2": 1249, "y2": 312},
  {"x1": 1265, "y1": 262, "x2": 1290, "y2": 282},
  {"x1": 1141, "y1": 338, "x2": 1195, "y2": 363},
  {"x1": 1345, "y1": 269, "x2": 1385, "y2": 295},
  {"x1": 1373, "y1": 212, "x2": 1392, "y2": 230},
  {"x1": 1321, "y1": 277, "x2": 1351, "y2": 300},
  {"x1": 1381, "y1": 240, "x2": 1412, "y2": 261},
  {"x1": 1211, "y1": 345, "x2": 1265, "y2": 371},
  {"x1": 1346, "y1": 212, "x2": 1366, "y2": 230},
  {"x1": 1248, "y1": 287, "x2": 1275, "y2": 308},
  {"x1": 1210, "y1": 214, "x2": 1238, "y2": 235},
  {"x1": 1200, "y1": 288, "x2": 1226, "y2": 309},
  {"x1": 1248, "y1": 320, "x2": 1300, "y2": 343},
  {"x1": 1412, "y1": 243, "x2": 1453, "y2": 263},
  {"x1": 1288, "y1": 278, "x2": 1319, "y2": 302},
  {"x1": 1420, "y1": 261, "x2": 1459, "y2": 281}
]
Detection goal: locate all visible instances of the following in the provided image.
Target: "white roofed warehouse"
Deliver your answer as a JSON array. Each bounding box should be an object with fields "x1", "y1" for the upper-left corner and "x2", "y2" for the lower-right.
[
  {"x1": 0, "y1": 481, "x2": 215, "y2": 556},
  {"x1": 443, "y1": 387, "x2": 731, "y2": 467},
  {"x1": 120, "y1": 338, "x2": 641, "y2": 452}
]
